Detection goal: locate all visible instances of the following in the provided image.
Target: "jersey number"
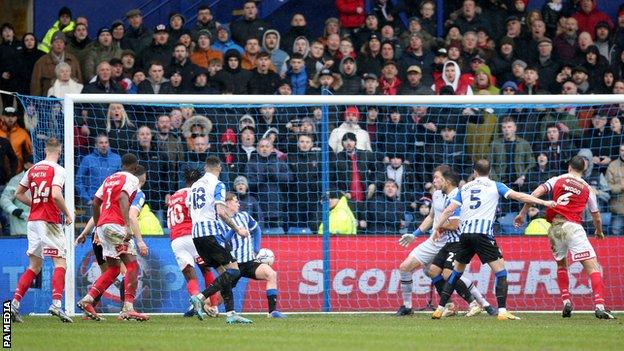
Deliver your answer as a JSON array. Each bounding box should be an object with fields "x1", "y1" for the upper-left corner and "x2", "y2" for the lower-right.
[
  {"x1": 31, "y1": 181, "x2": 51, "y2": 204},
  {"x1": 167, "y1": 204, "x2": 185, "y2": 228},
  {"x1": 557, "y1": 192, "x2": 573, "y2": 206},
  {"x1": 191, "y1": 187, "x2": 206, "y2": 210},
  {"x1": 104, "y1": 188, "x2": 113, "y2": 209},
  {"x1": 469, "y1": 189, "x2": 481, "y2": 209}
]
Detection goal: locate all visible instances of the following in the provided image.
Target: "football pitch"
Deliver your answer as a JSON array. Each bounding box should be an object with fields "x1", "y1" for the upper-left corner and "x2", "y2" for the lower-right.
[{"x1": 9, "y1": 313, "x2": 623, "y2": 351}]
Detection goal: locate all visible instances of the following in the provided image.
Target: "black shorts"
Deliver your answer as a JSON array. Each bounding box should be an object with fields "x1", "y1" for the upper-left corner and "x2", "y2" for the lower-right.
[
  {"x1": 92, "y1": 240, "x2": 105, "y2": 266},
  {"x1": 431, "y1": 242, "x2": 463, "y2": 271},
  {"x1": 455, "y1": 233, "x2": 503, "y2": 264},
  {"x1": 193, "y1": 235, "x2": 236, "y2": 268},
  {"x1": 232, "y1": 261, "x2": 262, "y2": 288}
]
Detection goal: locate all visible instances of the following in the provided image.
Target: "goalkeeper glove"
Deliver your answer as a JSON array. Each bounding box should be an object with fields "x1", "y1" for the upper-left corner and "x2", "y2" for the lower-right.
[{"x1": 399, "y1": 229, "x2": 422, "y2": 247}]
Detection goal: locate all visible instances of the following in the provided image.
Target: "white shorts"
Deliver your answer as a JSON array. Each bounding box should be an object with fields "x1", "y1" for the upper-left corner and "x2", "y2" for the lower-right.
[
  {"x1": 409, "y1": 238, "x2": 445, "y2": 266},
  {"x1": 96, "y1": 223, "x2": 137, "y2": 259},
  {"x1": 548, "y1": 221, "x2": 596, "y2": 262},
  {"x1": 171, "y1": 235, "x2": 203, "y2": 270},
  {"x1": 27, "y1": 221, "x2": 66, "y2": 258}
]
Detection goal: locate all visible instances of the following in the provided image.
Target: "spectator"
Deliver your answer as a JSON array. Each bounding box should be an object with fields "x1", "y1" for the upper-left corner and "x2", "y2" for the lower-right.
[
  {"x1": 166, "y1": 43, "x2": 199, "y2": 85},
  {"x1": 472, "y1": 65, "x2": 499, "y2": 95},
  {"x1": 329, "y1": 106, "x2": 372, "y2": 153},
  {"x1": 433, "y1": 124, "x2": 468, "y2": 178},
  {"x1": 154, "y1": 114, "x2": 183, "y2": 171},
  {"x1": 361, "y1": 73, "x2": 381, "y2": 95},
  {"x1": 16, "y1": 33, "x2": 45, "y2": 95},
  {"x1": 572, "y1": 0, "x2": 613, "y2": 40},
  {"x1": 125, "y1": 9, "x2": 153, "y2": 55},
  {"x1": 0, "y1": 23, "x2": 21, "y2": 106},
  {"x1": 262, "y1": 29, "x2": 289, "y2": 74},
  {"x1": 241, "y1": 37, "x2": 267, "y2": 71},
  {"x1": 378, "y1": 108, "x2": 412, "y2": 161},
  {"x1": 534, "y1": 38, "x2": 561, "y2": 93},
  {"x1": 490, "y1": 117, "x2": 534, "y2": 186},
  {"x1": 571, "y1": 65, "x2": 592, "y2": 94},
  {"x1": 379, "y1": 61, "x2": 401, "y2": 95},
  {"x1": 353, "y1": 13, "x2": 380, "y2": 50},
  {"x1": 120, "y1": 50, "x2": 136, "y2": 78},
  {"x1": 212, "y1": 26, "x2": 244, "y2": 55},
  {"x1": 110, "y1": 20, "x2": 129, "y2": 51},
  {"x1": 554, "y1": 17, "x2": 579, "y2": 63},
  {"x1": 135, "y1": 125, "x2": 170, "y2": 213},
  {"x1": 308, "y1": 68, "x2": 343, "y2": 95},
  {"x1": 319, "y1": 17, "x2": 341, "y2": 46},
  {"x1": 357, "y1": 34, "x2": 383, "y2": 77},
  {"x1": 338, "y1": 57, "x2": 360, "y2": 95},
  {"x1": 316, "y1": 190, "x2": 357, "y2": 235},
  {"x1": 606, "y1": 143, "x2": 624, "y2": 235},
  {"x1": 233, "y1": 175, "x2": 264, "y2": 226},
  {"x1": 281, "y1": 13, "x2": 312, "y2": 54},
  {"x1": 582, "y1": 114, "x2": 612, "y2": 172},
  {"x1": 0, "y1": 107, "x2": 31, "y2": 173},
  {"x1": 583, "y1": 45, "x2": 609, "y2": 89},
  {"x1": 454, "y1": 0, "x2": 487, "y2": 35},
  {"x1": 287, "y1": 133, "x2": 321, "y2": 228},
  {"x1": 81, "y1": 61, "x2": 124, "y2": 93},
  {"x1": 490, "y1": 36, "x2": 516, "y2": 84},
  {"x1": 385, "y1": 154, "x2": 415, "y2": 202},
  {"x1": 578, "y1": 148, "x2": 611, "y2": 213},
  {"x1": 219, "y1": 128, "x2": 239, "y2": 179},
  {"x1": 38, "y1": 6, "x2": 75, "y2": 53},
  {"x1": 256, "y1": 105, "x2": 286, "y2": 143},
  {"x1": 285, "y1": 53, "x2": 307, "y2": 95},
  {"x1": 609, "y1": 117, "x2": 624, "y2": 158},
  {"x1": 213, "y1": 49, "x2": 251, "y2": 94},
  {"x1": 539, "y1": 123, "x2": 576, "y2": 172},
  {"x1": 326, "y1": 33, "x2": 342, "y2": 59},
  {"x1": 400, "y1": 17, "x2": 435, "y2": 53},
  {"x1": 593, "y1": 21, "x2": 613, "y2": 63},
  {"x1": 0, "y1": 136, "x2": 17, "y2": 186},
  {"x1": 138, "y1": 61, "x2": 171, "y2": 94},
  {"x1": 188, "y1": 67, "x2": 217, "y2": 94},
  {"x1": 292, "y1": 36, "x2": 311, "y2": 58},
  {"x1": 167, "y1": 12, "x2": 185, "y2": 45},
  {"x1": 518, "y1": 66, "x2": 546, "y2": 94},
  {"x1": 102, "y1": 103, "x2": 135, "y2": 153},
  {"x1": 236, "y1": 125, "x2": 257, "y2": 170},
  {"x1": 230, "y1": 0, "x2": 271, "y2": 45},
  {"x1": 519, "y1": 19, "x2": 548, "y2": 65},
  {"x1": 189, "y1": 30, "x2": 223, "y2": 69},
  {"x1": 84, "y1": 27, "x2": 121, "y2": 79},
  {"x1": 109, "y1": 58, "x2": 133, "y2": 93},
  {"x1": 249, "y1": 52, "x2": 281, "y2": 94},
  {"x1": 181, "y1": 115, "x2": 213, "y2": 152},
  {"x1": 46, "y1": 62, "x2": 83, "y2": 97},
  {"x1": 178, "y1": 135, "x2": 213, "y2": 188},
  {"x1": 335, "y1": 0, "x2": 365, "y2": 33},
  {"x1": 191, "y1": 5, "x2": 221, "y2": 41},
  {"x1": 305, "y1": 40, "x2": 328, "y2": 77},
  {"x1": 31, "y1": 31, "x2": 82, "y2": 96},
  {"x1": 366, "y1": 179, "x2": 406, "y2": 234},
  {"x1": 433, "y1": 60, "x2": 473, "y2": 95},
  {"x1": 0, "y1": 156, "x2": 32, "y2": 235},
  {"x1": 138, "y1": 24, "x2": 172, "y2": 71},
  {"x1": 526, "y1": 152, "x2": 557, "y2": 192},
  {"x1": 75, "y1": 134, "x2": 121, "y2": 204},
  {"x1": 246, "y1": 138, "x2": 292, "y2": 229}
]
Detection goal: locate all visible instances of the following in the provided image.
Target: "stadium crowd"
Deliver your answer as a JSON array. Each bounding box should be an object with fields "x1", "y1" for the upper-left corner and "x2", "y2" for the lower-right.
[{"x1": 2, "y1": 0, "x2": 624, "y2": 235}]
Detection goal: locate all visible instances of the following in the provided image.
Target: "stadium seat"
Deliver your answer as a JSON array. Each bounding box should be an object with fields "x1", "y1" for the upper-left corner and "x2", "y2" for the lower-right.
[
  {"x1": 498, "y1": 212, "x2": 524, "y2": 235},
  {"x1": 287, "y1": 227, "x2": 312, "y2": 235},
  {"x1": 263, "y1": 227, "x2": 286, "y2": 235}
]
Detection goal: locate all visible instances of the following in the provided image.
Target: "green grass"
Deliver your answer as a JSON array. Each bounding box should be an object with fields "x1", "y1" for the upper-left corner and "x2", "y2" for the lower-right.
[{"x1": 10, "y1": 313, "x2": 624, "y2": 351}]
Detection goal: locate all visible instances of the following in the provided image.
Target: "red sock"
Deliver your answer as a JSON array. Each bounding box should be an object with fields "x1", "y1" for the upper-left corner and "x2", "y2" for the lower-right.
[
  {"x1": 88, "y1": 265, "x2": 120, "y2": 299},
  {"x1": 13, "y1": 269, "x2": 37, "y2": 302},
  {"x1": 187, "y1": 278, "x2": 200, "y2": 296},
  {"x1": 589, "y1": 271, "x2": 605, "y2": 306},
  {"x1": 52, "y1": 267, "x2": 66, "y2": 300},
  {"x1": 203, "y1": 270, "x2": 218, "y2": 306},
  {"x1": 557, "y1": 268, "x2": 570, "y2": 302},
  {"x1": 124, "y1": 261, "x2": 139, "y2": 304}
]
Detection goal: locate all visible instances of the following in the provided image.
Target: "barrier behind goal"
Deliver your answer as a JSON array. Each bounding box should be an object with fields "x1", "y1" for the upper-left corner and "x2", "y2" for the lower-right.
[{"x1": 5, "y1": 94, "x2": 624, "y2": 315}]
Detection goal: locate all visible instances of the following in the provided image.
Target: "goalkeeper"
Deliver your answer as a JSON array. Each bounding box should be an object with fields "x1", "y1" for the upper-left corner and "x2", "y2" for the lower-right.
[{"x1": 396, "y1": 166, "x2": 494, "y2": 316}]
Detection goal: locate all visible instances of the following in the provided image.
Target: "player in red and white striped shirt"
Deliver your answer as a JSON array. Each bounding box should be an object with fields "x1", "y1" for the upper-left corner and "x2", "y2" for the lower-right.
[
  {"x1": 515, "y1": 155, "x2": 616, "y2": 319},
  {"x1": 10, "y1": 138, "x2": 73, "y2": 323},
  {"x1": 77, "y1": 154, "x2": 150, "y2": 321},
  {"x1": 167, "y1": 170, "x2": 218, "y2": 316}
]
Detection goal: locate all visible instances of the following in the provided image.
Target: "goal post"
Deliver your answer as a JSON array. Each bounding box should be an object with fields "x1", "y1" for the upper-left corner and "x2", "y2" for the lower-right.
[{"x1": 9, "y1": 92, "x2": 624, "y2": 315}]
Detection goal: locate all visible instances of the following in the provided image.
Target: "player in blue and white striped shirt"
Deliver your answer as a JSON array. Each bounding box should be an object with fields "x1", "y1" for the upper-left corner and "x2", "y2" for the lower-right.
[
  {"x1": 432, "y1": 159, "x2": 556, "y2": 321},
  {"x1": 217, "y1": 192, "x2": 285, "y2": 318},
  {"x1": 188, "y1": 156, "x2": 252, "y2": 324}
]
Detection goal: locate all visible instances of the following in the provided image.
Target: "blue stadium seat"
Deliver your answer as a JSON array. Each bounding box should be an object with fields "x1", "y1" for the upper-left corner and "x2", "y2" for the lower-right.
[
  {"x1": 498, "y1": 212, "x2": 524, "y2": 235},
  {"x1": 263, "y1": 227, "x2": 286, "y2": 235},
  {"x1": 287, "y1": 227, "x2": 312, "y2": 235}
]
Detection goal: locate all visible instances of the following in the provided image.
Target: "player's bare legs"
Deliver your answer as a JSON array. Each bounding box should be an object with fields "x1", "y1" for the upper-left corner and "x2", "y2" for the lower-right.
[
  {"x1": 396, "y1": 256, "x2": 422, "y2": 315},
  {"x1": 10, "y1": 254, "x2": 43, "y2": 323},
  {"x1": 555, "y1": 258, "x2": 573, "y2": 317},
  {"x1": 429, "y1": 264, "x2": 494, "y2": 316},
  {"x1": 117, "y1": 253, "x2": 149, "y2": 321},
  {"x1": 47, "y1": 256, "x2": 73, "y2": 322},
  {"x1": 485, "y1": 259, "x2": 519, "y2": 320},
  {"x1": 580, "y1": 257, "x2": 615, "y2": 319},
  {"x1": 254, "y1": 264, "x2": 285, "y2": 318}
]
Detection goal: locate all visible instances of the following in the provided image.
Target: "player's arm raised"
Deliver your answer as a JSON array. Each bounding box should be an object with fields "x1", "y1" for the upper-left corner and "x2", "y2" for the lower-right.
[
  {"x1": 514, "y1": 186, "x2": 548, "y2": 227},
  {"x1": 217, "y1": 202, "x2": 249, "y2": 237},
  {"x1": 51, "y1": 185, "x2": 73, "y2": 225},
  {"x1": 399, "y1": 209, "x2": 434, "y2": 247},
  {"x1": 128, "y1": 198, "x2": 148, "y2": 256}
]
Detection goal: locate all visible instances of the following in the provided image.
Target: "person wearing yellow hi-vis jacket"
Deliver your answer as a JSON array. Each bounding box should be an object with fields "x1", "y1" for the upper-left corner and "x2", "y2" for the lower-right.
[
  {"x1": 130, "y1": 165, "x2": 164, "y2": 236},
  {"x1": 38, "y1": 7, "x2": 76, "y2": 53},
  {"x1": 318, "y1": 191, "x2": 357, "y2": 235}
]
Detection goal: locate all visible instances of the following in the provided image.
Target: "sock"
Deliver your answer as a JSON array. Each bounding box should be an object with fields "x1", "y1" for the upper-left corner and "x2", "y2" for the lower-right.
[
  {"x1": 589, "y1": 271, "x2": 605, "y2": 307},
  {"x1": 439, "y1": 270, "x2": 462, "y2": 307},
  {"x1": 13, "y1": 269, "x2": 37, "y2": 304},
  {"x1": 51, "y1": 267, "x2": 66, "y2": 308},
  {"x1": 461, "y1": 276, "x2": 489, "y2": 307},
  {"x1": 454, "y1": 278, "x2": 475, "y2": 304},
  {"x1": 220, "y1": 269, "x2": 240, "y2": 312},
  {"x1": 400, "y1": 271, "x2": 413, "y2": 309},
  {"x1": 431, "y1": 274, "x2": 445, "y2": 296},
  {"x1": 557, "y1": 267, "x2": 570, "y2": 303},
  {"x1": 495, "y1": 270, "x2": 508, "y2": 309},
  {"x1": 88, "y1": 265, "x2": 120, "y2": 300},
  {"x1": 203, "y1": 270, "x2": 219, "y2": 306},
  {"x1": 124, "y1": 261, "x2": 139, "y2": 305},
  {"x1": 266, "y1": 289, "x2": 278, "y2": 313},
  {"x1": 120, "y1": 277, "x2": 125, "y2": 303},
  {"x1": 187, "y1": 278, "x2": 200, "y2": 296},
  {"x1": 201, "y1": 268, "x2": 239, "y2": 299}
]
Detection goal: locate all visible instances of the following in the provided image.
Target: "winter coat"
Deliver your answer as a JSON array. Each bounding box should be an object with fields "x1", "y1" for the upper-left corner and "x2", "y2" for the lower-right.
[
  {"x1": 335, "y1": 0, "x2": 366, "y2": 29},
  {"x1": 212, "y1": 27, "x2": 244, "y2": 55},
  {"x1": 490, "y1": 137, "x2": 535, "y2": 182},
  {"x1": 246, "y1": 152, "x2": 292, "y2": 221},
  {"x1": 125, "y1": 25, "x2": 153, "y2": 56},
  {"x1": 286, "y1": 68, "x2": 308, "y2": 95},
  {"x1": 137, "y1": 78, "x2": 173, "y2": 94},
  {"x1": 138, "y1": 42, "x2": 173, "y2": 71},
  {"x1": 572, "y1": 1, "x2": 613, "y2": 40},
  {"x1": 330, "y1": 149, "x2": 378, "y2": 199},
  {"x1": 75, "y1": 149, "x2": 121, "y2": 202},
  {"x1": 366, "y1": 194, "x2": 406, "y2": 233},
  {"x1": 230, "y1": 16, "x2": 271, "y2": 45},
  {"x1": 190, "y1": 48, "x2": 224, "y2": 68},
  {"x1": 0, "y1": 123, "x2": 32, "y2": 173},
  {"x1": 81, "y1": 78, "x2": 125, "y2": 94},
  {"x1": 84, "y1": 43, "x2": 122, "y2": 79},
  {"x1": 318, "y1": 196, "x2": 357, "y2": 235},
  {"x1": 606, "y1": 158, "x2": 624, "y2": 215},
  {"x1": 328, "y1": 122, "x2": 372, "y2": 153},
  {"x1": 38, "y1": 20, "x2": 76, "y2": 53},
  {"x1": 0, "y1": 171, "x2": 29, "y2": 235},
  {"x1": 46, "y1": 78, "x2": 83, "y2": 98},
  {"x1": 432, "y1": 61, "x2": 473, "y2": 95},
  {"x1": 249, "y1": 70, "x2": 281, "y2": 94},
  {"x1": 263, "y1": 29, "x2": 289, "y2": 74},
  {"x1": 212, "y1": 49, "x2": 252, "y2": 94},
  {"x1": 30, "y1": 52, "x2": 82, "y2": 96}
]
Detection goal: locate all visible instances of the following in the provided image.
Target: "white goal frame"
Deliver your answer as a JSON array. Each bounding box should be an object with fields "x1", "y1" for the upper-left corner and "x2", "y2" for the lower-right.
[{"x1": 62, "y1": 93, "x2": 624, "y2": 315}]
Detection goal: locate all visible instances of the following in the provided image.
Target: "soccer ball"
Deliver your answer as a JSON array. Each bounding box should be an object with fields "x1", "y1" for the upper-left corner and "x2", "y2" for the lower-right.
[{"x1": 255, "y1": 248, "x2": 275, "y2": 266}]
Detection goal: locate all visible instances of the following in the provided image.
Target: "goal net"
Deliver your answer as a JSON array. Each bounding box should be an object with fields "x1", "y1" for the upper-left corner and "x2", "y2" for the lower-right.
[{"x1": 7, "y1": 93, "x2": 624, "y2": 315}]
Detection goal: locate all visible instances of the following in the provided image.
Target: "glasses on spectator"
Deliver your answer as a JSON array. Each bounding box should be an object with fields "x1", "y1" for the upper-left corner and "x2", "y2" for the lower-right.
[{"x1": 191, "y1": 133, "x2": 206, "y2": 138}]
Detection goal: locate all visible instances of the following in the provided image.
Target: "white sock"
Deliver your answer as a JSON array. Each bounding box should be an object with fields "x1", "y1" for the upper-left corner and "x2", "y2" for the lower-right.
[
  {"x1": 563, "y1": 299, "x2": 571, "y2": 306},
  {"x1": 196, "y1": 293, "x2": 205, "y2": 301},
  {"x1": 226, "y1": 310, "x2": 235, "y2": 317},
  {"x1": 82, "y1": 295, "x2": 94, "y2": 303},
  {"x1": 596, "y1": 304, "x2": 605, "y2": 310},
  {"x1": 400, "y1": 271, "x2": 413, "y2": 309},
  {"x1": 461, "y1": 276, "x2": 489, "y2": 307},
  {"x1": 123, "y1": 301, "x2": 134, "y2": 311},
  {"x1": 499, "y1": 307, "x2": 507, "y2": 314},
  {"x1": 11, "y1": 299, "x2": 19, "y2": 309},
  {"x1": 52, "y1": 299, "x2": 61, "y2": 308}
]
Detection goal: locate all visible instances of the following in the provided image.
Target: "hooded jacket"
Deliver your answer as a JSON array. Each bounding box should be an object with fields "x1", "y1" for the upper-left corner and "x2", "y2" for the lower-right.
[
  {"x1": 318, "y1": 196, "x2": 357, "y2": 235},
  {"x1": 38, "y1": 20, "x2": 76, "y2": 53},
  {"x1": 212, "y1": 27, "x2": 244, "y2": 55},
  {"x1": 473, "y1": 65, "x2": 500, "y2": 95},
  {"x1": 571, "y1": 1, "x2": 613, "y2": 40},
  {"x1": 215, "y1": 50, "x2": 251, "y2": 93},
  {"x1": 262, "y1": 29, "x2": 289, "y2": 74},
  {"x1": 338, "y1": 57, "x2": 361, "y2": 95},
  {"x1": 433, "y1": 61, "x2": 473, "y2": 95},
  {"x1": 181, "y1": 115, "x2": 213, "y2": 151}
]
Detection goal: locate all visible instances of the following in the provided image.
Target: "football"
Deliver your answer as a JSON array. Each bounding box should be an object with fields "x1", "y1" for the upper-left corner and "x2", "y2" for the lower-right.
[{"x1": 255, "y1": 248, "x2": 275, "y2": 266}]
